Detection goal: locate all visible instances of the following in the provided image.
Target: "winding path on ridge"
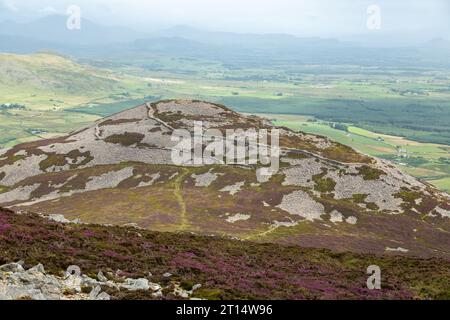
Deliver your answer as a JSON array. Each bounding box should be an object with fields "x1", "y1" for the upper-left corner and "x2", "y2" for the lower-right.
[
  {"x1": 145, "y1": 102, "x2": 369, "y2": 168},
  {"x1": 173, "y1": 168, "x2": 190, "y2": 231}
]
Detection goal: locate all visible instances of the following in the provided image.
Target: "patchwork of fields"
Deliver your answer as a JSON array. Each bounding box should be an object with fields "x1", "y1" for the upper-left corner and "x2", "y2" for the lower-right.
[{"x1": 266, "y1": 114, "x2": 450, "y2": 193}]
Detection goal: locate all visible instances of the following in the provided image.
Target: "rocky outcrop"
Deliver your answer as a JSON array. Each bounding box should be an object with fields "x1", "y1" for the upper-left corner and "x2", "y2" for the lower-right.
[
  {"x1": 0, "y1": 262, "x2": 109, "y2": 300},
  {"x1": 0, "y1": 261, "x2": 200, "y2": 300}
]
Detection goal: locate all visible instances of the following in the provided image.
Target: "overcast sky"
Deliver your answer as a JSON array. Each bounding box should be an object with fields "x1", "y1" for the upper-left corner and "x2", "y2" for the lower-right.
[{"x1": 1, "y1": 0, "x2": 449, "y2": 40}]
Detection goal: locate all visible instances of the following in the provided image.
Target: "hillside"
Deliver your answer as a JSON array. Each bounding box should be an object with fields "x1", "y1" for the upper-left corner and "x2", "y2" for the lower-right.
[
  {"x1": 0, "y1": 53, "x2": 148, "y2": 147},
  {"x1": 0, "y1": 100, "x2": 449, "y2": 259},
  {"x1": 0, "y1": 208, "x2": 449, "y2": 300},
  {"x1": 0, "y1": 53, "x2": 125, "y2": 109}
]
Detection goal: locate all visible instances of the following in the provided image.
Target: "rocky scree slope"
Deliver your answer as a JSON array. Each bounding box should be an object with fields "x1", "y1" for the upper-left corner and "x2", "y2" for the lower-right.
[{"x1": 0, "y1": 100, "x2": 449, "y2": 258}]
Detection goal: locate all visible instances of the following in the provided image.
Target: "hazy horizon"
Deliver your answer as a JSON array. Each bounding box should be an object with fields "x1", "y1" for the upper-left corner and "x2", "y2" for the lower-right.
[{"x1": 1, "y1": 0, "x2": 449, "y2": 45}]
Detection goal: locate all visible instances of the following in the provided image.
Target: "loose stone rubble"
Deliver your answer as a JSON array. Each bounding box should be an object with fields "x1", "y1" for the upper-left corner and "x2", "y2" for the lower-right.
[
  {"x1": 0, "y1": 262, "x2": 200, "y2": 300},
  {"x1": 226, "y1": 213, "x2": 251, "y2": 223},
  {"x1": 220, "y1": 181, "x2": 245, "y2": 196},
  {"x1": 191, "y1": 170, "x2": 220, "y2": 187},
  {"x1": 277, "y1": 190, "x2": 325, "y2": 221}
]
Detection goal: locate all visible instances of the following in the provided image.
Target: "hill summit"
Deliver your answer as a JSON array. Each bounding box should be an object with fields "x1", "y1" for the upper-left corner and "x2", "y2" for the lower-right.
[{"x1": 0, "y1": 100, "x2": 449, "y2": 258}]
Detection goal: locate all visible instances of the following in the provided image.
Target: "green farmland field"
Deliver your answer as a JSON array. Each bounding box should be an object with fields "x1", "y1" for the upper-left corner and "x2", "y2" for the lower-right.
[{"x1": 267, "y1": 114, "x2": 450, "y2": 193}]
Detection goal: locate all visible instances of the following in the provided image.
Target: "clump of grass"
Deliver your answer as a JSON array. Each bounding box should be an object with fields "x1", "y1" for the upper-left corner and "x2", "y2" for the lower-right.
[
  {"x1": 0, "y1": 185, "x2": 9, "y2": 194},
  {"x1": 180, "y1": 280, "x2": 195, "y2": 291},
  {"x1": 99, "y1": 118, "x2": 140, "y2": 127},
  {"x1": 357, "y1": 166, "x2": 385, "y2": 180},
  {"x1": 394, "y1": 187, "x2": 422, "y2": 203},
  {"x1": 352, "y1": 194, "x2": 368, "y2": 203},
  {"x1": 284, "y1": 152, "x2": 309, "y2": 160},
  {"x1": 193, "y1": 289, "x2": 225, "y2": 300},
  {"x1": 323, "y1": 145, "x2": 371, "y2": 164},
  {"x1": 0, "y1": 154, "x2": 26, "y2": 167},
  {"x1": 366, "y1": 203, "x2": 379, "y2": 211},
  {"x1": 313, "y1": 171, "x2": 336, "y2": 193},
  {"x1": 39, "y1": 154, "x2": 66, "y2": 170},
  {"x1": 350, "y1": 194, "x2": 379, "y2": 210},
  {"x1": 39, "y1": 150, "x2": 93, "y2": 171},
  {"x1": 104, "y1": 133, "x2": 145, "y2": 147}
]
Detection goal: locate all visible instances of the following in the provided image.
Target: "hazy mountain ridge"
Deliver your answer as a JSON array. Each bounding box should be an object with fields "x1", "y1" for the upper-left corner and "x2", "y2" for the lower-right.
[
  {"x1": 1, "y1": 17, "x2": 449, "y2": 68},
  {"x1": 0, "y1": 15, "x2": 147, "y2": 45}
]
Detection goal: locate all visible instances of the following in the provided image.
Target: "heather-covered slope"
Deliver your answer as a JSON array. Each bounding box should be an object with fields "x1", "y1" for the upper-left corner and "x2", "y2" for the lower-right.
[
  {"x1": 0, "y1": 100, "x2": 449, "y2": 258},
  {"x1": 0, "y1": 208, "x2": 449, "y2": 300}
]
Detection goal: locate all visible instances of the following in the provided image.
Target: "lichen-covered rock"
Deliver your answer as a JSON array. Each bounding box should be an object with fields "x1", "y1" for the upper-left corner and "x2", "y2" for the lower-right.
[
  {"x1": 120, "y1": 278, "x2": 150, "y2": 291},
  {"x1": 0, "y1": 262, "x2": 187, "y2": 300},
  {"x1": 277, "y1": 190, "x2": 325, "y2": 221}
]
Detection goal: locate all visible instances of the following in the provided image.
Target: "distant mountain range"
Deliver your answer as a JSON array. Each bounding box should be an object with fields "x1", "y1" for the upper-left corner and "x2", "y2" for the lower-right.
[
  {"x1": 1, "y1": 16, "x2": 450, "y2": 68},
  {"x1": 0, "y1": 15, "x2": 147, "y2": 45}
]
